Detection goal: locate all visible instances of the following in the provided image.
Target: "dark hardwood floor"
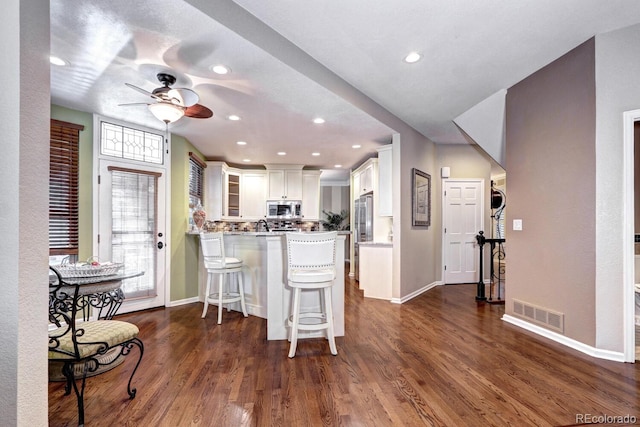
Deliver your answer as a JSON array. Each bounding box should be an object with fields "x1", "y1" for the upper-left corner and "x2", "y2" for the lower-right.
[{"x1": 49, "y1": 274, "x2": 640, "y2": 426}]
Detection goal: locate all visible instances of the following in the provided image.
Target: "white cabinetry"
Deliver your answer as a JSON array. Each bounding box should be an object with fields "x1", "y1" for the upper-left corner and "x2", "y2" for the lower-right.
[
  {"x1": 207, "y1": 164, "x2": 321, "y2": 221},
  {"x1": 205, "y1": 162, "x2": 266, "y2": 220},
  {"x1": 241, "y1": 172, "x2": 267, "y2": 219},
  {"x1": 267, "y1": 169, "x2": 303, "y2": 200},
  {"x1": 376, "y1": 145, "x2": 392, "y2": 217},
  {"x1": 204, "y1": 161, "x2": 225, "y2": 220},
  {"x1": 301, "y1": 171, "x2": 321, "y2": 220},
  {"x1": 352, "y1": 160, "x2": 376, "y2": 198},
  {"x1": 359, "y1": 243, "x2": 393, "y2": 300},
  {"x1": 225, "y1": 170, "x2": 241, "y2": 217}
]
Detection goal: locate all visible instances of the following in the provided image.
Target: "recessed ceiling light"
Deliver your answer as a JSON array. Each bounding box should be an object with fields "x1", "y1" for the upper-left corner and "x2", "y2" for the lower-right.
[
  {"x1": 311, "y1": 152, "x2": 320, "y2": 156},
  {"x1": 352, "y1": 144, "x2": 361, "y2": 149},
  {"x1": 50, "y1": 55, "x2": 67, "y2": 66},
  {"x1": 211, "y1": 65, "x2": 230, "y2": 75},
  {"x1": 227, "y1": 115, "x2": 241, "y2": 121},
  {"x1": 404, "y1": 52, "x2": 421, "y2": 63},
  {"x1": 277, "y1": 152, "x2": 287, "y2": 156},
  {"x1": 236, "y1": 141, "x2": 247, "y2": 145},
  {"x1": 334, "y1": 164, "x2": 342, "y2": 168},
  {"x1": 313, "y1": 118, "x2": 325, "y2": 124},
  {"x1": 243, "y1": 159, "x2": 251, "y2": 163}
]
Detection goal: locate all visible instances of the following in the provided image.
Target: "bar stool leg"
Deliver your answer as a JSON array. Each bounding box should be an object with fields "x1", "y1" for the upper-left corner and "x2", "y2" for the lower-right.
[
  {"x1": 288, "y1": 288, "x2": 302, "y2": 358},
  {"x1": 324, "y1": 287, "x2": 337, "y2": 355},
  {"x1": 238, "y1": 270, "x2": 248, "y2": 318},
  {"x1": 201, "y1": 272, "x2": 212, "y2": 318},
  {"x1": 218, "y1": 272, "x2": 225, "y2": 325}
]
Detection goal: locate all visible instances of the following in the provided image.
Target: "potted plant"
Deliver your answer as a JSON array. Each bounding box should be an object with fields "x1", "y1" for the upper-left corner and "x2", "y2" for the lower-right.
[{"x1": 320, "y1": 209, "x2": 350, "y2": 231}]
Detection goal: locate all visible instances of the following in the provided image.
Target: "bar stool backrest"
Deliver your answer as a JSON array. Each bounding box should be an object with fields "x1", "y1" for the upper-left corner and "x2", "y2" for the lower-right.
[
  {"x1": 200, "y1": 232, "x2": 227, "y2": 269},
  {"x1": 286, "y1": 232, "x2": 337, "y2": 280}
]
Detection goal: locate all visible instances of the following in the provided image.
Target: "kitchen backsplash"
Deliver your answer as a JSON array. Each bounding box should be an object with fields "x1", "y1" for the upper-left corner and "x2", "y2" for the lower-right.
[{"x1": 201, "y1": 219, "x2": 320, "y2": 232}]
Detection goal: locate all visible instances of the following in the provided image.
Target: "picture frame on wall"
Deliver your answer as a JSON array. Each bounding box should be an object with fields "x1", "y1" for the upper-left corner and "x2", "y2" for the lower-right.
[{"x1": 412, "y1": 168, "x2": 431, "y2": 227}]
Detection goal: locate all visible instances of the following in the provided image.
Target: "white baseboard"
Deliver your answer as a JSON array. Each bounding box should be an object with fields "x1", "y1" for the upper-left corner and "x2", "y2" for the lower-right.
[
  {"x1": 391, "y1": 281, "x2": 442, "y2": 304},
  {"x1": 168, "y1": 297, "x2": 268, "y2": 320},
  {"x1": 502, "y1": 314, "x2": 626, "y2": 363},
  {"x1": 167, "y1": 296, "x2": 200, "y2": 307}
]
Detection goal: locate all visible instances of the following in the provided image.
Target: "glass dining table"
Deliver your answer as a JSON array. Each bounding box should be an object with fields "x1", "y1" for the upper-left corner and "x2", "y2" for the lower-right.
[{"x1": 49, "y1": 268, "x2": 145, "y2": 320}]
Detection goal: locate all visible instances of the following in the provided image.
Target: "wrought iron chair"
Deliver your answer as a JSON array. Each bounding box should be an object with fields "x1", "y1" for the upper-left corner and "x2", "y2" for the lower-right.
[
  {"x1": 48, "y1": 266, "x2": 144, "y2": 426},
  {"x1": 285, "y1": 231, "x2": 338, "y2": 358}
]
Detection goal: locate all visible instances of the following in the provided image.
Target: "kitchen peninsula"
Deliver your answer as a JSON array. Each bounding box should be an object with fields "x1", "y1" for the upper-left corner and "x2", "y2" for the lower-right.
[{"x1": 196, "y1": 232, "x2": 348, "y2": 340}]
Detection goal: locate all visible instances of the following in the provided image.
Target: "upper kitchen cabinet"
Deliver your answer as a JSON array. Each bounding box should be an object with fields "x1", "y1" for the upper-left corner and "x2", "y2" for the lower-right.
[
  {"x1": 226, "y1": 171, "x2": 241, "y2": 217},
  {"x1": 205, "y1": 162, "x2": 266, "y2": 220},
  {"x1": 241, "y1": 171, "x2": 267, "y2": 219},
  {"x1": 204, "y1": 161, "x2": 226, "y2": 220},
  {"x1": 266, "y1": 165, "x2": 303, "y2": 200},
  {"x1": 352, "y1": 158, "x2": 377, "y2": 198},
  {"x1": 205, "y1": 162, "x2": 243, "y2": 219},
  {"x1": 301, "y1": 170, "x2": 321, "y2": 220}
]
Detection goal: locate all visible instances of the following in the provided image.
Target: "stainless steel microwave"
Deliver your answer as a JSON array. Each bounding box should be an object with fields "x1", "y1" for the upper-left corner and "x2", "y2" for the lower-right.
[{"x1": 266, "y1": 200, "x2": 302, "y2": 219}]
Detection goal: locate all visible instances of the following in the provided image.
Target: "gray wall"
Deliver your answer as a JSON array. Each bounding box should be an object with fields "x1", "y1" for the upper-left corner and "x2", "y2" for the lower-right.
[
  {"x1": 595, "y1": 23, "x2": 640, "y2": 350},
  {"x1": 396, "y1": 131, "x2": 438, "y2": 298},
  {"x1": 320, "y1": 185, "x2": 350, "y2": 223},
  {"x1": 506, "y1": 39, "x2": 597, "y2": 345}
]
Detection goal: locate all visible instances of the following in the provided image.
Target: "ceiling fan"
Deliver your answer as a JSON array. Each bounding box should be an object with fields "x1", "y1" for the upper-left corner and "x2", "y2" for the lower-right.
[{"x1": 121, "y1": 73, "x2": 213, "y2": 123}]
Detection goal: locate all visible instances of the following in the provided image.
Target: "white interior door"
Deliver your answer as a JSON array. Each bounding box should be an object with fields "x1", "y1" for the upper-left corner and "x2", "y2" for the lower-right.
[
  {"x1": 443, "y1": 179, "x2": 484, "y2": 284},
  {"x1": 98, "y1": 160, "x2": 167, "y2": 312}
]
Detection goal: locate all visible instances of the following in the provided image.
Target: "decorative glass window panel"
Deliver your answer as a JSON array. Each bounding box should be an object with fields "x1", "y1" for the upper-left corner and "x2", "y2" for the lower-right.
[{"x1": 100, "y1": 121, "x2": 164, "y2": 164}]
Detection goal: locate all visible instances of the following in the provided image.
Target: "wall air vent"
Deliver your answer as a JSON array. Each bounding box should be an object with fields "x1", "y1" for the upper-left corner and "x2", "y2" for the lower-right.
[{"x1": 512, "y1": 299, "x2": 565, "y2": 334}]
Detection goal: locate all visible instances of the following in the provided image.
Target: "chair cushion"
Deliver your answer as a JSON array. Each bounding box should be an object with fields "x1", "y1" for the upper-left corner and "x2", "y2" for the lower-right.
[
  {"x1": 204, "y1": 257, "x2": 242, "y2": 270},
  {"x1": 289, "y1": 268, "x2": 335, "y2": 284},
  {"x1": 49, "y1": 320, "x2": 139, "y2": 360}
]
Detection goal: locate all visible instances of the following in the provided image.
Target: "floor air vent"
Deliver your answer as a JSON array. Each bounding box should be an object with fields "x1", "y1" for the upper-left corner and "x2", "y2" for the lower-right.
[{"x1": 513, "y1": 299, "x2": 564, "y2": 334}]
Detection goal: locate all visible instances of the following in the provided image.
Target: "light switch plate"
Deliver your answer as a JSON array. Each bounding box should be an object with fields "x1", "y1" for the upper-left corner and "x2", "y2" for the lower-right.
[{"x1": 513, "y1": 219, "x2": 523, "y2": 231}]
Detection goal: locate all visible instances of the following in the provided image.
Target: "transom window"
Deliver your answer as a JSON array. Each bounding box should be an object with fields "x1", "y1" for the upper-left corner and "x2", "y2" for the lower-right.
[{"x1": 100, "y1": 121, "x2": 164, "y2": 164}]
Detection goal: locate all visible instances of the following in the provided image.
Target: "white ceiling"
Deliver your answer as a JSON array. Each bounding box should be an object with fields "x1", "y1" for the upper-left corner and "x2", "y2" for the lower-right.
[{"x1": 50, "y1": 0, "x2": 640, "y2": 181}]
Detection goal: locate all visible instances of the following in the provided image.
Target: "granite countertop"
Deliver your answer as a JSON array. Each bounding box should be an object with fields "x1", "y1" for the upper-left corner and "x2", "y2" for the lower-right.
[
  {"x1": 188, "y1": 230, "x2": 351, "y2": 236},
  {"x1": 358, "y1": 241, "x2": 393, "y2": 247}
]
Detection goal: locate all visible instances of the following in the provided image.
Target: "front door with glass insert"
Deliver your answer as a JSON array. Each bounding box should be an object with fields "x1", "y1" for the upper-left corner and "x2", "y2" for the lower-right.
[{"x1": 95, "y1": 118, "x2": 168, "y2": 313}]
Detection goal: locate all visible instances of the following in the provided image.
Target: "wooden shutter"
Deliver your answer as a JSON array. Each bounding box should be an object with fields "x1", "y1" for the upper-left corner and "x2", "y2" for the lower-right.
[{"x1": 49, "y1": 119, "x2": 84, "y2": 255}]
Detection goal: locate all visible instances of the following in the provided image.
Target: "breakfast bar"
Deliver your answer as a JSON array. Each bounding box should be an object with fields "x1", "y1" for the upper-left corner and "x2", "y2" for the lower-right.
[{"x1": 197, "y1": 232, "x2": 347, "y2": 340}]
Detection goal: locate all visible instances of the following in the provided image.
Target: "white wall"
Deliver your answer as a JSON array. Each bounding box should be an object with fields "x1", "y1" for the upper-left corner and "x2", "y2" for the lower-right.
[{"x1": 0, "y1": 0, "x2": 50, "y2": 425}]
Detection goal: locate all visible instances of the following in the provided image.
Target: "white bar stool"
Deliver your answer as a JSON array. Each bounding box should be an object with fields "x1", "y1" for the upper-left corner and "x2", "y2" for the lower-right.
[
  {"x1": 285, "y1": 231, "x2": 338, "y2": 358},
  {"x1": 200, "y1": 232, "x2": 248, "y2": 324}
]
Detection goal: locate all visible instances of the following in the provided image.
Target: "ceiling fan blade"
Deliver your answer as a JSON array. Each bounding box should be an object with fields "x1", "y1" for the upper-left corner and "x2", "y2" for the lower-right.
[
  {"x1": 125, "y1": 83, "x2": 161, "y2": 100},
  {"x1": 168, "y1": 88, "x2": 199, "y2": 107},
  {"x1": 118, "y1": 102, "x2": 150, "y2": 107},
  {"x1": 184, "y1": 103, "x2": 213, "y2": 119}
]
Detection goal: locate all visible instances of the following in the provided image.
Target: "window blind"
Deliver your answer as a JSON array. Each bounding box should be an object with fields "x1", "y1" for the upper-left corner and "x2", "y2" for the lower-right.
[
  {"x1": 188, "y1": 152, "x2": 206, "y2": 203},
  {"x1": 49, "y1": 119, "x2": 84, "y2": 255}
]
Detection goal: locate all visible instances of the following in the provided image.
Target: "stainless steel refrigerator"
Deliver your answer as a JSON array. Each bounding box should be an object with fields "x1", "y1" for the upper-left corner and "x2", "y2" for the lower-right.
[{"x1": 354, "y1": 192, "x2": 373, "y2": 281}]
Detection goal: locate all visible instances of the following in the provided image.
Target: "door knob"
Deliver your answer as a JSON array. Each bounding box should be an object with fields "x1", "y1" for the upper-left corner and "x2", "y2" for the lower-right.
[{"x1": 157, "y1": 241, "x2": 164, "y2": 249}]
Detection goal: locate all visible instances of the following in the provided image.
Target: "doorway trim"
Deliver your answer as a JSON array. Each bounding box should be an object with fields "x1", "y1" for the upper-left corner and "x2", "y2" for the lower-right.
[
  {"x1": 91, "y1": 114, "x2": 172, "y2": 312},
  {"x1": 622, "y1": 109, "x2": 637, "y2": 363}
]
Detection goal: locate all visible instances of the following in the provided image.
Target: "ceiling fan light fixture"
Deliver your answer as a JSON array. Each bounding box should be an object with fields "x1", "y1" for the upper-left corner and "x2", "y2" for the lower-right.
[
  {"x1": 211, "y1": 65, "x2": 230, "y2": 75},
  {"x1": 148, "y1": 102, "x2": 185, "y2": 123},
  {"x1": 50, "y1": 55, "x2": 67, "y2": 66}
]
